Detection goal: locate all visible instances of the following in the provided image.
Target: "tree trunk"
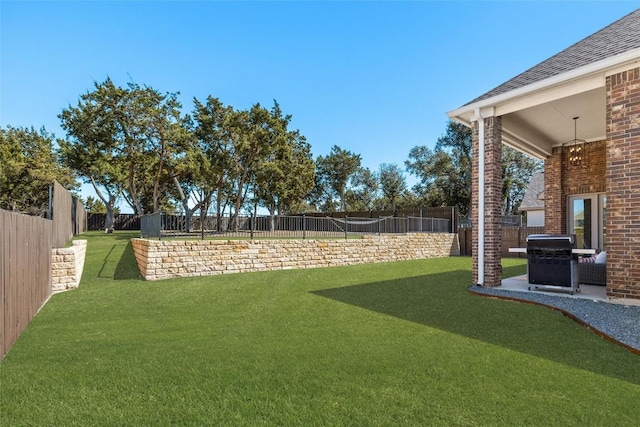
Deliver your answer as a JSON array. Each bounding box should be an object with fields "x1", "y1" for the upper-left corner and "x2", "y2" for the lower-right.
[
  {"x1": 128, "y1": 162, "x2": 144, "y2": 215},
  {"x1": 269, "y1": 205, "x2": 276, "y2": 232},
  {"x1": 104, "y1": 208, "x2": 114, "y2": 233},
  {"x1": 89, "y1": 175, "x2": 118, "y2": 232},
  {"x1": 152, "y1": 129, "x2": 166, "y2": 213}
]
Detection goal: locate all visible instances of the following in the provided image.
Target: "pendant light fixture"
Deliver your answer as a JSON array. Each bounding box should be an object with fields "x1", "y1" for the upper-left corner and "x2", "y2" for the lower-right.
[{"x1": 564, "y1": 117, "x2": 586, "y2": 166}]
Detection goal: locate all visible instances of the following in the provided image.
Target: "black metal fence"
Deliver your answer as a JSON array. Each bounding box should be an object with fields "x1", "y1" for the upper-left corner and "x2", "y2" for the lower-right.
[
  {"x1": 139, "y1": 213, "x2": 453, "y2": 240},
  {"x1": 87, "y1": 213, "x2": 140, "y2": 231},
  {"x1": 90, "y1": 207, "x2": 460, "y2": 233}
]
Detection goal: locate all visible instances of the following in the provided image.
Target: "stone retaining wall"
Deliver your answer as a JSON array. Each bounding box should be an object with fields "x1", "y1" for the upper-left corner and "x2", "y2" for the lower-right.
[
  {"x1": 51, "y1": 240, "x2": 87, "y2": 291},
  {"x1": 132, "y1": 233, "x2": 460, "y2": 281}
]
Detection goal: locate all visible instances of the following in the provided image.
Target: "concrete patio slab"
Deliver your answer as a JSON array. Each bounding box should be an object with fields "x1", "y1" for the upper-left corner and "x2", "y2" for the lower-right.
[{"x1": 501, "y1": 275, "x2": 607, "y2": 302}]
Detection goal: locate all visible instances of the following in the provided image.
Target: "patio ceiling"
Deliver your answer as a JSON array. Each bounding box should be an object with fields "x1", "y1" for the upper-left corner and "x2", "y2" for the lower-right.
[
  {"x1": 502, "y1": 86, "x2": 606, "y2": 159},
  {"x1": 447, "y1": 72, "x2": 609, "y2": 160}
]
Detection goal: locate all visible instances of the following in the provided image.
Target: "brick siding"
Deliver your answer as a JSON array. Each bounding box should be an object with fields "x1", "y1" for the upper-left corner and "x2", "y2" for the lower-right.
[
  {"x1": 606, "y1": 66, "x2": 640, "y2": 300},
  {"x1": 544, "y1": 140, "x2": 607, "y2": 235}
]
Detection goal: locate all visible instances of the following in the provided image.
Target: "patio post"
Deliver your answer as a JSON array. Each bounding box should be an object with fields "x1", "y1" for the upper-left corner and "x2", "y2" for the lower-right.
[{"x1": 471, "y1": 110, "x2": 503, "y2": 287}]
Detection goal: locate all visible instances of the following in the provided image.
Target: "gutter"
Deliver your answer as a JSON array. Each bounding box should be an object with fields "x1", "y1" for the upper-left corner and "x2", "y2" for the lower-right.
[{"x1": 476, "y1": 108, "x2": 485, "y2": 286}]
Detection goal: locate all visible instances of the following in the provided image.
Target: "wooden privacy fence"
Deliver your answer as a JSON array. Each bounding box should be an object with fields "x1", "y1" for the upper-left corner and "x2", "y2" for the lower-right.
[
  {"x1": 1, "y1": 211, "x2": 53, "y2": 359},
  {"x1": 458, "y1": 226, "x2": 545, "y2": 257},
  {"x1": 1, "y1": 181, "x2": 87, "y2": 359},
  {"x1": 51, "y1": 181, "x2": 87, "y2": 248}
]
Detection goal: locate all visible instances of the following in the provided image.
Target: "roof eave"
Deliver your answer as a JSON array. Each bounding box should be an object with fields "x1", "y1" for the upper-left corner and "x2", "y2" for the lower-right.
[{"x1": 446, "y1": 47, "x2": 640, "y2": 123}]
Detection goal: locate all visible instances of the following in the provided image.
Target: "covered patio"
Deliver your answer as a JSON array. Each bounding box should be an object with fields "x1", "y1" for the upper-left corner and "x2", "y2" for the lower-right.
[
  {"x1": 499, "y1": 276, "x2": 607, "y2": 302},
  {"x1": 448, "y1": 8, "x2": 640, "y2": 303}
]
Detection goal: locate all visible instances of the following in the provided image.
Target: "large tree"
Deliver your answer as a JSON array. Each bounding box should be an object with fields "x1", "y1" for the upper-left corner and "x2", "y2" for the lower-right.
[
  {"x1": 344, "y1": 167, "x2": 378, "y2": 211},
  {"x1": 121, "y1": 82, "x2": 187, "y2": 214},
  {"x1": 225, "y1": 103, "x2": 274, "y2": 229},
  {"x1": 314, "y1": 145, "x2": 362, "y2": 212},
  {"x1": 190, "y1": 99, "x2": 316, "y2": 227},
  {"x1": 192, "y1": 96, "x2": 236, "y2": 229},
  {"x1": 406, "y1": 120, "x2": 541, "y2": 217},
  {"x1": 59, "y1": 79, "x2": 126, "y2": 230},
  {"x1": 60, "y1": 78, "x2": 187, "y2": 219},
  {"x1": 254, "y1": 102, "x2": 315, "y2": 220},
  {"x1": 406, "y1": 121, "x2": 472, "y2": 215},
  {"x1": 0, "y1": 126, "x2": 77, "y2": 216},
  {"x1": 378, "y1": 163, "x2": 408, "y2": 211}
]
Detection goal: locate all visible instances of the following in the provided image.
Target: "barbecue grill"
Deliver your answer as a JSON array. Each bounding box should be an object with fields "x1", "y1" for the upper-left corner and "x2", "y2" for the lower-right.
[{"x1": 526, "y1": 234, "x2": 580, "y2": 295}]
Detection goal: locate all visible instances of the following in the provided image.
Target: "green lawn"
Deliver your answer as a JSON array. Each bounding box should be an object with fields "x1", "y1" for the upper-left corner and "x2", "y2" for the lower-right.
[{"x1": 1, "y1": 231, "x2": 638, "y2": 426}]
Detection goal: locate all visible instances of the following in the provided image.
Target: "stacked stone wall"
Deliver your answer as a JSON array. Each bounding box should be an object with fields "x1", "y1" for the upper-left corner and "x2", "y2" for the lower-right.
[
  {"x1": 51, "y1": 240, "x2": 87, "y2": 291},
  {"x1": 131, "y1": 233, "x2": 460, "y2": 281}
]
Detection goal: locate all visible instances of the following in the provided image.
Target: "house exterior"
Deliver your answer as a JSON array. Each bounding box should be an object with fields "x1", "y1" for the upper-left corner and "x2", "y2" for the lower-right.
[
  {"x1": 447, "y1": 8, "x2": 640, "y2": 301},
  {"x1": 519, "y1": 171, "x2": 545, "y2": 226}
]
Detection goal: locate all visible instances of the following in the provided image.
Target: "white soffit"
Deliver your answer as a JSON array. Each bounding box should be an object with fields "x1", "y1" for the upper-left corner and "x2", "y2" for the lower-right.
[{"x1": 508, "y1": 87, "x2": 606, "y2": 146}]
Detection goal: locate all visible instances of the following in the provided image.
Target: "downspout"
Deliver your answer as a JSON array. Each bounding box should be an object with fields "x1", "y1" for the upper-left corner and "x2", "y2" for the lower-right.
[{"x1": 476, "y1": 108, "x2": 485, "y2": 286}]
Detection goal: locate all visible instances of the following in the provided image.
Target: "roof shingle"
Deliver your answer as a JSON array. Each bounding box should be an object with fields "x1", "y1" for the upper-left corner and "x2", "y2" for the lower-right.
[{"x1": 465, "y1": 8, "x2": 640, "y2": 106}]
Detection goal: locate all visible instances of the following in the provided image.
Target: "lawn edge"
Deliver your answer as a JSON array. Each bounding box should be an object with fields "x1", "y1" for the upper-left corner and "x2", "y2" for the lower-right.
[{"x1": 467, "y1": 287, "x2": 640, "y2": 356}]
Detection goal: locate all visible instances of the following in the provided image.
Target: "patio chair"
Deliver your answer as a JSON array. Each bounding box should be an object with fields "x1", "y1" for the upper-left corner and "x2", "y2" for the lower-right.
[{"x1": 578, "y1": 253, "x2": 606, "y2": 286}]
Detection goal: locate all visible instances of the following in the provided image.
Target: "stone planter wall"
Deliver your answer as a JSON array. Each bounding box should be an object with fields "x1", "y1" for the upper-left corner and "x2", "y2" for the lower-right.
[
  {"x1": 51, "y1": 240, "x2": 87, "y2": 291},
  {"x1": 132, "y1": 233, "x2": 460, "y2": 281}
]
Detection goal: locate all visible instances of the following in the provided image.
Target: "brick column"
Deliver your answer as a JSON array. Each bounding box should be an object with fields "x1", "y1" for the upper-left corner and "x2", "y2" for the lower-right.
[
  {"x1": 544, "y1": 149, "x2": 563, "y2": 234},
  {"x1": 606, "y1": 67, "x2": 640, "y2": 300},
  {"x1": 471, "y1": 116, "x2": 503, "y2": 286}
]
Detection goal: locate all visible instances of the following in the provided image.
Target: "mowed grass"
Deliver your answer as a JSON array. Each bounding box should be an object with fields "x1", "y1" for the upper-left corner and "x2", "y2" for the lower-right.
[{"x1": 1, "y1": 232, "x2": 639, "y2": 426}]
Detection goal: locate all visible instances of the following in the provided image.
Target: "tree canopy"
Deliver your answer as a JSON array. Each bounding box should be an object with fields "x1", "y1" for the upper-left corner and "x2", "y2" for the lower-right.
[
  {"x1": 60, "y1": 79, "x2": 314, "y2": 227},
  {"x1": 406, "y1": 120, "x2": 541, "y2": 217},
  {"x1": 378, "y1": 163, "x2": 408, "y2": 211},
  {"x1": 3, "y1": 79, "x2": 545, "y2": 225},
  {"x1": 0, "y1": 126, "x2": 76, "y2": 215},
  {"x1": 313, "y1": 145, "x2": 362, "y2": 212}
]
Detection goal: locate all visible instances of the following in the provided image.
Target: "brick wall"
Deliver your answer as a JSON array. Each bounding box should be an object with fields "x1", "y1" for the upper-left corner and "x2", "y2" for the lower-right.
[
  {"x1": 51, "y1": 240, "x2": 87, "y2": 292},
  {"x1": 606, "y1": 66, "x2": 640, "y2": 300},
  {"x1": 131, "y1": 234, "x2": 460, "y2": 281},
  {"x1": 544, "y1": 140, "x2": 607, "y2": 235}
]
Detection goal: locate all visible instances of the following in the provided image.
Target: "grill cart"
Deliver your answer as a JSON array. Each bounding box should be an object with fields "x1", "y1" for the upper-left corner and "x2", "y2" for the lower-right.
[{"x1": 526, "y1": 234, "x2": 580, "y2": 295}]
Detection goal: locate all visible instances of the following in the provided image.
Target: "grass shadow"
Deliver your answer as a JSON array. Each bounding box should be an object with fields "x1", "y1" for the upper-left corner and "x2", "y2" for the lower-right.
[
  {"x1": 114, "y1": 241, "x2": 144, "y2": 280},
  {"x1": 96, "y1": 240, "x2": 143, "y2": 281},
  {"x1": 312, "y1": 270, "x2": 640, "y2": 385}
]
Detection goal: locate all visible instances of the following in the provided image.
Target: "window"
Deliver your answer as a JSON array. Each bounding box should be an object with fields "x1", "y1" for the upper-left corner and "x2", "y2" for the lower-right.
[{"x1": 568, "y1": 194, "x2": 606, "y2": 250}]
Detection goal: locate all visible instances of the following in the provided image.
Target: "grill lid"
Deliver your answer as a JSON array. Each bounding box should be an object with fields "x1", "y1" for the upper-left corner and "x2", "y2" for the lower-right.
[{"x1": 526, "y1": 234, "x2": 575, "y2": 244}]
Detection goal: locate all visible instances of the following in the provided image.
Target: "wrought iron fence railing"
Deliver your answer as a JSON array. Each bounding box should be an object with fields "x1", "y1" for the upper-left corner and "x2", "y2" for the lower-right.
[{"x1": 139, "y1": 213, "x2": 453, "y2": 240}]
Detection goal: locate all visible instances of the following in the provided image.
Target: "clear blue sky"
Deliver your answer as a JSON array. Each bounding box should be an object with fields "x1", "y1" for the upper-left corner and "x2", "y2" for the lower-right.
[{"x1": 1, "y1": 1, "x2": 638, "y2": 212}]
